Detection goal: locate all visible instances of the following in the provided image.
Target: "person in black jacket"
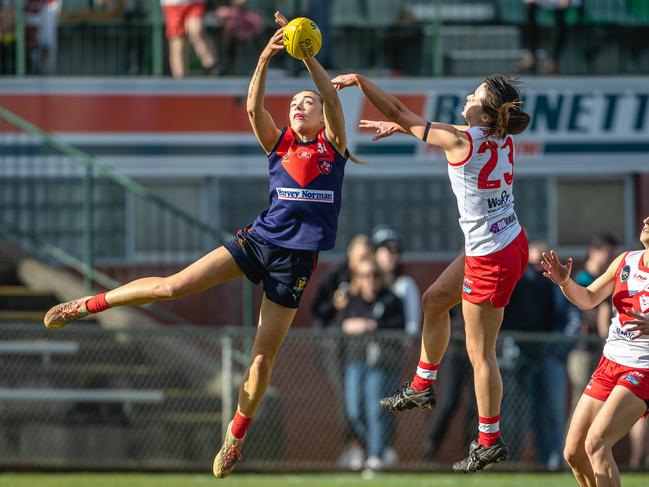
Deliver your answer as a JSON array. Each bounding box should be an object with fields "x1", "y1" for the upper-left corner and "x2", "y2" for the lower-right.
[
  {"x1": 500, "y1": 241, "x2": 558, "y2": 465},
  {"x1": 312, "y1": 234, "x2": 373, "y2": 327},
  {"x1": 340, "y1": 256, "x2": 405, "y2": 474}
]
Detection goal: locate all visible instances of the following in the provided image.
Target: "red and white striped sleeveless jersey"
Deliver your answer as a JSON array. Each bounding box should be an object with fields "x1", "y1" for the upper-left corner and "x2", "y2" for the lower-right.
[
  {"x1": 447, "y1": 126, "x2": 522, "y2": 256},
  {"x1": 603, "y1": 250, "x2": 649, "y2": 368}
]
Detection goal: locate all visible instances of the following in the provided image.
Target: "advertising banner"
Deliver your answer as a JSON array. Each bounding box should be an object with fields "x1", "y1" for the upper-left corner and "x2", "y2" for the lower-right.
[{"x1": 1, "y1": 78, "x2": 647, "y2": 176}]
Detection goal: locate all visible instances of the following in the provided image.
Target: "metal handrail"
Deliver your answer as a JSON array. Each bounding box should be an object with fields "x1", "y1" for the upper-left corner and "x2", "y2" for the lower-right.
[{"x1": 0, "y1": 106, "x2": 248, "y2": 327}]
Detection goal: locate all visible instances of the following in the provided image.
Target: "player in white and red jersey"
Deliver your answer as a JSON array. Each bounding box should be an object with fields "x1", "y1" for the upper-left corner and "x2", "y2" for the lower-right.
[
  {"x1": 331, "y1": 73, "x2": 531, "y2": 472},
  {"x1": 542, "y1": 216, "x2": 649, "y2": 487}
]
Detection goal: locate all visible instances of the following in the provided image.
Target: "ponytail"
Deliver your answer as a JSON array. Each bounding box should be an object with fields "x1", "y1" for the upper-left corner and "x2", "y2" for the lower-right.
[
  {"x1": 493, "y1": 100, "x2": 530, "y2": 138},
  {"x1": 483, "y1": 75, "x2": 531, "y2": 138}
]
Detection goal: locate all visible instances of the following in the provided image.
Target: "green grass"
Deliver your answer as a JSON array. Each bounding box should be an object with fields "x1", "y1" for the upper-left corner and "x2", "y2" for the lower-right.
[{"x1": 1, "y1": 473, "x2": 649, "y2": 487}]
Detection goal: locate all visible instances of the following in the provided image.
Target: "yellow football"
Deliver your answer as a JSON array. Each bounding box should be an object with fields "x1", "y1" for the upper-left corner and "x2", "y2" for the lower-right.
[{"x1": 282, "y1": 17, "x2": 322, "y2": 60}]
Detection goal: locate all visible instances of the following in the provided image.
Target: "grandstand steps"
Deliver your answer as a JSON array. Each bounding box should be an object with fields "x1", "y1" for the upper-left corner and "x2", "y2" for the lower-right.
[{"x1": 446, "y1": 48, "x2": 531, "y2": 76}]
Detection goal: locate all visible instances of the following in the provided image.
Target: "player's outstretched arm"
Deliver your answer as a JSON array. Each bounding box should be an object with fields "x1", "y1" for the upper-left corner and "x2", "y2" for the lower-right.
[
  {"x1": 332, "y1": 73, "x2": 465, "y2": 153},
  {"x1": 246, "y1": 28, "x2": 284, "y2": 154},
  {"x1": 303, "y1": 57, "x2": 346, "y2": 154},
  {"x1": 541, "y1": 250, "x2": 622, "y2": 310},
  {"x1": 274, "y1": 11, "x2": 346, "y2": 154}
]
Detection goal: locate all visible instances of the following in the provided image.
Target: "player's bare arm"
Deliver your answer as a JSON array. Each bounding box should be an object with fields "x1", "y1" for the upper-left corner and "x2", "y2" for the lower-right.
[
  {"x1": 332, "y1": 73, "x2": 468, "y2": 156},
  {"x1": 541, "y1": 250, "x2": 623, "y2": 310},
  {"x1": 303, "y1": 58, "x2": 346, "y2": 154},
  {"x1": 247, "y1": 28, "x2": 283, "y2": 154}
]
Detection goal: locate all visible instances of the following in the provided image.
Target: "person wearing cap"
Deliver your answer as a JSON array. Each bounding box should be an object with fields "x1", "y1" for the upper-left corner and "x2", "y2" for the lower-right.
[{"x1": 371, "y1": 225, "x2": 421, "y2": 339}]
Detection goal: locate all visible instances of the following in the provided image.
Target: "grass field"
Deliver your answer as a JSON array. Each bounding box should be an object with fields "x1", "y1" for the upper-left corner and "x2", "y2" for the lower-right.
[{"x1": 1, "y1": 473, "x2": 649, "y2": 487}]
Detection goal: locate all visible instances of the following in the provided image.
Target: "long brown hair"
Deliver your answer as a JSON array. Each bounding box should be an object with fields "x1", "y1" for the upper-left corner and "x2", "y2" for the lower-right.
[{"x1": 481, "y1": 75, "x2": 531, "y2": 138}]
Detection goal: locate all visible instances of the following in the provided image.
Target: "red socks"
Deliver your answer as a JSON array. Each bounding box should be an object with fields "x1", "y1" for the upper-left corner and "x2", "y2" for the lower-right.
[
  {"x1": 478, "y1": 415, "x2": 501, "y2": 447},
  {"x1": 410, "y1": 361, "x2": 439, "y2": 391},
  {"x1": 231, "y1": 410, "x2": 253, "y2": 440},
  {"x1": 85, "y1": 293, "x2": 110, "y2": 313}
]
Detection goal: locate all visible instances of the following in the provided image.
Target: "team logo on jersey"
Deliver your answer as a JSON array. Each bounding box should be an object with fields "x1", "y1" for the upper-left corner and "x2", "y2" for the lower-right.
[
  {"x1": 621, "y1": 265, "x2": 630, "y2": 282},
  {"x1": 297, "y1": 150, "x2": 312, "y2": 160},
  {"x1": 317, "y1": 157, "x2": 332, "y2": 175},
  {"x1": 293, "y1": 277, "x2": 308, "y2": 293}
]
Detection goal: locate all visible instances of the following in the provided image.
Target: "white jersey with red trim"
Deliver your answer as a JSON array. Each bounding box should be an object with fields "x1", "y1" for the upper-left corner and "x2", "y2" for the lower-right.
[
  {"x1": 447, "y1": 125, "x2": 522, "y2": 256},
  {"x1": 603, "y1": 250, "x2": 649, "y2": 369}
]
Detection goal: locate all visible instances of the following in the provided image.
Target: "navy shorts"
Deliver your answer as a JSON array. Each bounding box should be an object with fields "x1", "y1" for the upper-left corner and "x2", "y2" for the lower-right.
[{"x1": 224, "y1": 227, "x2": 319, "y2": 309}]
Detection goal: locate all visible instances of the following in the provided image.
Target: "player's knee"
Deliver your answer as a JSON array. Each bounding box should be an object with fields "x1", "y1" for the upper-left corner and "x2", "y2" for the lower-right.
[
  {"x1": 563, "y1": 443, "x2": 582, "y2": 467},
  {"x1": 422, "y1": 286, "x2": 451, "y2": 317},
  {"x1": 584, "y1": 433, "x2": 606, "y2": 459}
]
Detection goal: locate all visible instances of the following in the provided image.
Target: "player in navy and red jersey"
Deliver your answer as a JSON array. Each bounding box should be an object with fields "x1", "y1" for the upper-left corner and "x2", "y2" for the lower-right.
[
  {"x1": 542, "y1": 216, "x2": 649, "y2": 487},
  {"x1": 331, "y1": 73, "x2": 531, "y2": 472},
  {"x1": 43, "y1": 11, "x2": 349, "y2": 478}
]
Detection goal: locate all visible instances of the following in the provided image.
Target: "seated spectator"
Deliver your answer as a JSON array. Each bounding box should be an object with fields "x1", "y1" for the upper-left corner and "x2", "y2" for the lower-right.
[
  {"x1": 159, "y1": 0, "x2": 217, "y2": 78},
  {"x1": 340, "y1": 256, "x2": 405, "y2": 475}
]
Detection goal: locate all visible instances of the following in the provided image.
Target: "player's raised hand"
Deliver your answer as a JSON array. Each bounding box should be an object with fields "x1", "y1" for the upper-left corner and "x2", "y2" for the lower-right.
[
  {"x1": 359, "y1": 120, "x2": 402, "y2": 141},
  {"x1": 274, "y1": 10, "x2": 289, "y2": 27},
  {"x1": 331, "y1": 74, "x2": 359, "y2": 90},
  {"x1": 623, "y1": 309, "x2": 649, "y2": 339},
  {"x1": 261, "y1": 28, "x2": 285, "y2": 60},
  {"x1": 540, "y1": 250, "x2": 573, "y2": 286}
]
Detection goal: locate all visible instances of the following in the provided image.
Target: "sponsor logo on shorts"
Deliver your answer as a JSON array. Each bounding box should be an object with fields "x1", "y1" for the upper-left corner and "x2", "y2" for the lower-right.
[
  {"x1": 489, "y1": 213, "x2": 517, "y2": 234},
  {"x1": 277, "y1": 187, "x2": 334, "y2": 203},
  {"x1": 621, "y1": 265, "x2": 630, "y2": 282},
  {"x1": 463, "y1": 277, "x2": 473, "y2": 294},
  {"x1": 234, "y1": 230, "x2": 246, "y2": 250},
  {"x1": 625, "y1": 374, "x2": 641, "y2": 386},
  {"x1": 293, "y1": 277, "x2": 308, "y2": 294}
]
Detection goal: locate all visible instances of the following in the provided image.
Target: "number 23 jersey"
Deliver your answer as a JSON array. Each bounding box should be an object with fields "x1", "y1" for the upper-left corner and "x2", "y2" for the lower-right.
[{"x1": 448, "y1": 125, "x2": 522, "y2": 257}]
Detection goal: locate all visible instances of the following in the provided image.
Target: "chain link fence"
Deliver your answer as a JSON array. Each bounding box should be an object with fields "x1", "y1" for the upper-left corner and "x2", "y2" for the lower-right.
[{"x1": 0, "y1": 323, "x2": 611, "y2": 472}]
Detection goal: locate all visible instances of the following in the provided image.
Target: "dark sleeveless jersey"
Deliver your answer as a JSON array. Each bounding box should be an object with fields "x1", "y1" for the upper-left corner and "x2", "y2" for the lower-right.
[{"x1": 252, "y1": 126, "x2": 348, "y2": 251}]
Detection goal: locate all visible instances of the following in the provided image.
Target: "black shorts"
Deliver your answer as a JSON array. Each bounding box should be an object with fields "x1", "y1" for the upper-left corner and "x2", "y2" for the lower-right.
[{"x1": 224, "y1": 227, "x2": 318, "y2": 309}]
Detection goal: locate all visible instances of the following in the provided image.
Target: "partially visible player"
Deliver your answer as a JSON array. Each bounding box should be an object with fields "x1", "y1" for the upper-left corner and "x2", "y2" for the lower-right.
[
  {"x1": 43, "y1": 11, "x2": 349, "y2": 479},
  {"x1": 542, "y1": 216, "x2": 649, "y2": 487},
  {"x1": 331, "y1": 73, "x2": 530, "y2": 472}
]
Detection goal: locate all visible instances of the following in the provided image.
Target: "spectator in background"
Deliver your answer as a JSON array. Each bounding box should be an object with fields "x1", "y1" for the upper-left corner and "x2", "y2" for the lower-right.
[
  {"x1": 215, "y1": 0, "x2": 262, "y2": 75},
  {"x1": 160, "y1": 0, "x2": 217, "y2": 78},
  {"x1": 629, "y1": 419, "x2": 649, "y2": 469},
  {"x1": 312, "y1": 234, "x2": 373, "y2": 328},
  {"x1": 518, "y1": 0, "x2": 582, "y2": 74},
  {"x1": 500, "y1": 241, "x2": 557, "y2": 466},
  {"x1": 0, "y1": 0, "x2": 16, "y2": 74},
  {"x1": 546, "y1": 276, "x2": 582, "y2": 469},
  {"x1": 308, "y1": 0, "x2": 331, "y2": 68},
  {"x1": 371, "y1": 225, "x2": 421, "y2": 338},
  {"x1": 340, "y1": 256, "x2": 405, "y2": 475},
  {"x1": 567, "y1": 233, "x2": 617, "y2": 409},
  {"x1": 310, "y1": 234, "x2": 373, "y2": 471}
]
